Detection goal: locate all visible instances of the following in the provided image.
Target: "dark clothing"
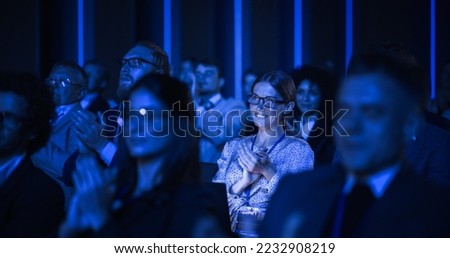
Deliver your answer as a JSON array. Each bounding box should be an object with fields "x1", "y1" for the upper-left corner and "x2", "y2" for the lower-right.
[
  {"x1": 305, "y1": 118, "x2": 335, "y2": 167},
  {"x1": 92, "y1": 182, "x2": 227, "y2": 237},
  {"x1": 261, "y1": 165, "x2": 450, "y2": 237},
  {"x1": 86, "y1": 95, "x2": 110, "y2": 115},
  {"x1": 0, "y1": 157, "x2": 65, "y2": 237},
  {"x1": 425, "y1": 110, "x2": 450, "y2": 132},
  {"x1": 406, "y1": 123, "x2": 450, "y2": 190}
]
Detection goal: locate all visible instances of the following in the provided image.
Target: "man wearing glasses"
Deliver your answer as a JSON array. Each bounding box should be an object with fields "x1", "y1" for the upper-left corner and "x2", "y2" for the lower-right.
[
  {"x1": 32, "y1": 61, "x2": 88, "y2": 205},
  {"x1": 63, "y1": 41, "x2": 170, "y2": 178}
]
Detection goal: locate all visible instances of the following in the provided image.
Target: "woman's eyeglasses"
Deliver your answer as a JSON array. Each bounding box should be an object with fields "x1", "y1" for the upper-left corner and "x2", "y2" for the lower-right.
[{"x1": 247, "y1": 94, "x2": 285, "y2": 108}]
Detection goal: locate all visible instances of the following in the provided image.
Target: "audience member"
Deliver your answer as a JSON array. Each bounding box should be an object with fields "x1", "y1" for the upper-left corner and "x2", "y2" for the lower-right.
[
  {"x1": 60, "y1": 74, "x2": 225, "y2": 237},
  {"x1": 0, "y1": 73, "x2": 65, "y2": 237},
  {"x1": 362, "y1": 42, "x2": 450, "y2": 188},
  {"x1": 67, "y1": 41, "x2": 171, "y2": 173},
  {"x1": 81, "y1": 60, "x2": 113, "y2": 114},
  {"x1": 194, "y1": 59, "x2": 249, "y2": 164},
  {"x1": 31, "y1": 61, "x2": 89, "y2": 204},
  {"x1": 178, "y1": 57, "x2": 197, "y2": 88},
  {"x1": 290, "y1": 65, "x2": 337, "y2": 167},
  {"x1": 261, "y1": 53, "x2": 450, "y2": 237},
  {"x1": 213, "y1": 71, "x2": 314, "y2": 237}
]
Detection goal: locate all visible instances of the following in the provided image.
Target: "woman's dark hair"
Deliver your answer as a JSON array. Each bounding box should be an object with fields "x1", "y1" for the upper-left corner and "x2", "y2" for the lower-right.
[
  {"x1": 127, "y1": 74, "x2": 200, "y2": 187},
  {"x1": 0, "y1": 73, "x2": 54, "y2": 154},
  {"x1": 250, "y1": 71, "x2": 296, "y2": 127},
  {"x1": 290, "y1": 65, "x2": 338, "y2": 116},
  {"x1": 252, "y1": 71, "x2": 296, "y2": 103}
]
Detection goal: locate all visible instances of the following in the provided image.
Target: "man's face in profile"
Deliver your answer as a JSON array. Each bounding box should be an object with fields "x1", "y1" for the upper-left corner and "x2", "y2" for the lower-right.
[
  {"x1": 335, "y1": 73, "x2": 408, "y2": 176},
  {"x1": 117, "y1": 46, "x2": 159, "y2": 100},
  {"x1": 47, "y1": 68, "x2": 85, "y2": 106}
]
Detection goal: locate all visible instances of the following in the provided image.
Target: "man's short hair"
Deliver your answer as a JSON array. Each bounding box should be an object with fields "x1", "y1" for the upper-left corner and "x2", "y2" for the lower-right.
[
  {"x1": 347, "y1": 52, "x2": 427, "y2": 109},
  {"x1": 134, "y1": 41, "x2": 171, "y2": 75},
  {"x1": 51, "y1": 60, "x2": 88, "y2": 89},
  {"x1": 196, "y1": 58, "x2": 224, "y2": 78}
]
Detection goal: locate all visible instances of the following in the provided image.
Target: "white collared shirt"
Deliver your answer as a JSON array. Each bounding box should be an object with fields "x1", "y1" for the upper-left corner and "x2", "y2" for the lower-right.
[
  {"x1": 343, "y1": 163, "x2": 401, "y2": 199},
  {"x1": 196, "y1": 93, "x2": 222, "y2": 113},
  {"x1": 54, "y1": 103, "x2": 79, "y2": 124}
]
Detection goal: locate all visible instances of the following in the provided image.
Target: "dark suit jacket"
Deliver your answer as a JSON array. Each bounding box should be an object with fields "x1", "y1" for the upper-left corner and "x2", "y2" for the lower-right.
[
  {"x1": 406, "y1": 123, "x2": 450, "y2": 190},
  {"x1": 92, "y1": 182, "x2": 230, "y2": 237},
  {"x1": 261, "y1": 165, "x2": 450, "y2": 237},
  {"x1": 306, "y1": 118, "x2": 335, "y2": 167},
  {"x1": 0, "y1": 157, "x2": 65, "y2": 237}
]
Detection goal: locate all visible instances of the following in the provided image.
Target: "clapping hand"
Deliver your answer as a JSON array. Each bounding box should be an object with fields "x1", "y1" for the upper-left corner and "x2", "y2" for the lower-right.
[
  {"x1": 72, "y1": 110, "x2": 109, "y2": 154},
  {"x1": 71, "y1": 152, "x2": 117, "y2": 231},
  {"x1": 237, "y1": 142, "x2": 275, "y2": 181}
]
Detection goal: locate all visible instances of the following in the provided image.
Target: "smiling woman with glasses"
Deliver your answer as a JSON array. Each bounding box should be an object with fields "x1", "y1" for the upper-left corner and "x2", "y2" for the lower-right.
[{"x1": 212, "y1": 70, "x2": 314, "y2": 237}]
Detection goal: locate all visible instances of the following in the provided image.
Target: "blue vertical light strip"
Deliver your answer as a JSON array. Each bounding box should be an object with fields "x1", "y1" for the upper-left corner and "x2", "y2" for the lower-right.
[
  {"x1": 77, "y1": 0, "x2": 84, "y2": 65},
  {"x1": 345, "y1": 0, "x2": 353, "y2": 70},
  {"x1": 294, "y1": 0, "x2": 302, "y2": 68},
  {"x1": 234, "y1": 0, "x2": 243, "y2": 100},
  {"x1": 430, "y1": 0, "x2": 436, "y2": 99},
  {"x1": 164, "y1": 0, "x2": 172, "y2": 61}
]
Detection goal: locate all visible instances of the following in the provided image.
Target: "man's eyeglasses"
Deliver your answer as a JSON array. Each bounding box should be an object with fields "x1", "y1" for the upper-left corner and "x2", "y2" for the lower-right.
[
  {"x1": 1, "y1": 111, "x2": 25, "y2": 128},
  {"x1": 121, "y1": 58, "x2": 160, "y2": 69},
  {"x1": 45, "y1": 78, "x2": 81, "y2": 89},
  {"x1": 248, "y1": 94, "x2": 285, "y2": 108}
]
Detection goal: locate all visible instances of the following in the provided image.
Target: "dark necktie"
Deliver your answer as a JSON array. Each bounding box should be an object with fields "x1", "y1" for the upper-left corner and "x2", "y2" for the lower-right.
[{"x1": 340, "y1": 182, "x2": 376, "y2": 237}]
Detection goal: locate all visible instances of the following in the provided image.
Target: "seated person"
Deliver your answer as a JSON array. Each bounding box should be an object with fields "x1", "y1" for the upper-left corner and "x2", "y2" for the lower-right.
[
  {"x1": 81, "y1": 60, "x2": 113, "y2": 114},
  {"x1": 261, "y1": 52, "x2": 450, "y2": 237},
  {"x1": 0, "y1": 73, "x2": 65, "y2": 237},
  {"x1": 290, "y1": 65, "x2": 337, "y2": 167},
  {"x1": 60, "y1": 74, "x2": 227, "y2": 237},
  {"x1": 31, "y1": 61, "x2": 90, "y2": 205},
  {"x1": 213, "y1": 71, "x2": 314, "y2": 237}
]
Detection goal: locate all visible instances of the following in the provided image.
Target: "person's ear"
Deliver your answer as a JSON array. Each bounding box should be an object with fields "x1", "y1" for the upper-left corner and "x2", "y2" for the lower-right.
[
  {"x1": 219, "y1": 78, "x2": 225, "y2": 88},
  {"x1": 77, "y1": 88, "x2": 87, "y2": 101}
]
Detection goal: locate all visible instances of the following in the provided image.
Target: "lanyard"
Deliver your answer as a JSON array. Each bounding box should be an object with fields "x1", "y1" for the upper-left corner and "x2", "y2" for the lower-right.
[
  {"x1": 243, "y1": 133, "x2": 286, "y2": 202},
  {"x1": 251, "y1": 133, "x2": 286, "y2": 156}
]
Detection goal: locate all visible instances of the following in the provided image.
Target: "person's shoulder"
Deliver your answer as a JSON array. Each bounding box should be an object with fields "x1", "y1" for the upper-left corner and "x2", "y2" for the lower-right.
[{"x1": 280, "y1": 165, "x2": 341, "y2": 186}]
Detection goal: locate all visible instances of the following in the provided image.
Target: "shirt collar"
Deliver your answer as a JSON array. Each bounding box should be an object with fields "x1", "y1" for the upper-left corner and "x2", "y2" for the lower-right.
[
  {"x1": 344, "y1": 162, "x2": 401, "y2": 199},
  {"x1": 207, "y1": 93, "x2": 222, "y2": 106},
  {"x1": 55, "y1": 103, "x2": 79, "y2": 117}
]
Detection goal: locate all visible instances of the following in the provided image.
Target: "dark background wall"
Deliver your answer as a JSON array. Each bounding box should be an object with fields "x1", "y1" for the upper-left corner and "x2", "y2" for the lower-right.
[{"x1": 1, "y1": 0, "x2": 449, "y2": 101}]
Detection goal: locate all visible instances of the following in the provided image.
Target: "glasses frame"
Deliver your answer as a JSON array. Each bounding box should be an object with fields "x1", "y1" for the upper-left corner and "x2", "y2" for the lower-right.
[
  {"x1": 120, "y1": 58, "x2": 160, "y2": 70},
  {"x1": 45, "y1": 78, "x2": 82, "y2": 89},
  {"x1": 247, "y1": 94, "x2": 286, "y2": 108}
]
